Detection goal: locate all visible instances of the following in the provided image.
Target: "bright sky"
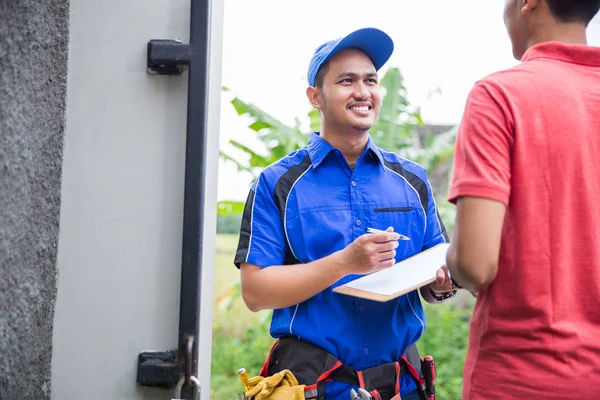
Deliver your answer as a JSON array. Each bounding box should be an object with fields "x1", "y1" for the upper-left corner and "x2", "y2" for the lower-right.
[{"x1": 217, "y1": 0, "x2": 600, "y2": 201}]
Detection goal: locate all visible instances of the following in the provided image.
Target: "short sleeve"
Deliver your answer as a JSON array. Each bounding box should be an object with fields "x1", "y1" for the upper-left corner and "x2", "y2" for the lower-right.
[
  {"x1": 234, "y1": 173, "x2": 288, "y2": 269},
  {"x1": 448, "y1": 81, "x2": 514, "y2": 206}
]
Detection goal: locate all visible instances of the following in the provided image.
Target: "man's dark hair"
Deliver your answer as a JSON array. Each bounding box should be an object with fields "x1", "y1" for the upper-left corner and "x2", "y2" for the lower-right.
[
  {"x1": 546, "y1": 0, "x2": 600, "y2": 25},
  {"x1": 313, "y1": 62, "x2": 330, "y2": 88}
]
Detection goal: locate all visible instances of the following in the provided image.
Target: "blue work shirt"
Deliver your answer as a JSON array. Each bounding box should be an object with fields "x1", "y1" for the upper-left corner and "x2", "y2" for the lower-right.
[{"x1": 235, "y1": 132, "x2": 448, "y2": 399}]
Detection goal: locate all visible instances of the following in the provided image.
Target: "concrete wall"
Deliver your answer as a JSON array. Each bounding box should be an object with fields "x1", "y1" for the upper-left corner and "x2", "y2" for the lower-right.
[
  {"x1": 1, "y1": 0, "x2": 222, "y2": 399},
  {"x1": 0, "y1": 1, "x2": 69, "y2": 398}
]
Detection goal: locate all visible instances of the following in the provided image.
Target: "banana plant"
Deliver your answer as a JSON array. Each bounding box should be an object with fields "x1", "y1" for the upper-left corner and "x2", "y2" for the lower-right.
[{"x1": 219, "y1": 95, "x2": 310, "y2": 181}]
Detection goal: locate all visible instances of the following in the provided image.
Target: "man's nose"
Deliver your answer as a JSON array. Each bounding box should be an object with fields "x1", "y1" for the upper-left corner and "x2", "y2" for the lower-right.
[{"x1": 353, "y1": 83, "x2": 370, "y2": 100}]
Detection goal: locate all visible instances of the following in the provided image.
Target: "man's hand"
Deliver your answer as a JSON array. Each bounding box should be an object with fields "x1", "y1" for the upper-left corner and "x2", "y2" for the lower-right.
[
  {"x1": 429, "y1": 265, "x2": 456, "y2": 294},
  {"x1": 337, "y1": 226, "x2": 400, "y2": 275}
]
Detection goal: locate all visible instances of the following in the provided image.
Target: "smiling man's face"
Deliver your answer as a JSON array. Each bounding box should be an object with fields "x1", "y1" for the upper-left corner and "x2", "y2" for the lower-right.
[{"x1": 318, "y1": 48, "x2": 382, "y2": 132}]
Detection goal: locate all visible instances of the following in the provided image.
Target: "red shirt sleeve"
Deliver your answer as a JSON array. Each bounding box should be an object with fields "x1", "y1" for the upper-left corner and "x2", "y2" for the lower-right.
[{"x1": 448, "y1": 80, "x2": 514, "y2": 206}]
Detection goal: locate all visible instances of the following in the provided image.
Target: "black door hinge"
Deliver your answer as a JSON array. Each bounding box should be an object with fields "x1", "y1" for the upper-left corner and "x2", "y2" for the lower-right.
[{"x1": 147, "y1": 39, "x2": 193, "y2": 75}]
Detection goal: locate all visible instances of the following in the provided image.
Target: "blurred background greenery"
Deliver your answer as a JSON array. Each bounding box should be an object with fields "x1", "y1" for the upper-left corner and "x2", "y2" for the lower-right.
[{"x1": 211, "y1": 67, "x2": 474, "y2": 399}]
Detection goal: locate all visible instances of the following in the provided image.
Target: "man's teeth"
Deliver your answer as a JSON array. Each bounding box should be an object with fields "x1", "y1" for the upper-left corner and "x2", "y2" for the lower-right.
[{"x1": 351, "y1": 106, "x2": 369, "y2": 111}]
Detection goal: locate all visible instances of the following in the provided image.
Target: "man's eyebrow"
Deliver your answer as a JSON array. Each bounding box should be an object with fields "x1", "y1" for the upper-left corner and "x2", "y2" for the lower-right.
[{"x1": 335, "y1": 71, "x2": 378, "y2": 79}]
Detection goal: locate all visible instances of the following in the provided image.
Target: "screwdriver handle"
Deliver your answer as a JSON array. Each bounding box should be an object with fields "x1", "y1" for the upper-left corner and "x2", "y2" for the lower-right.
[
  {"x1": 423, "y1": 356, "x2": 436, "y2": 397},
  {"x1": 238, "y1": 367, "x2": 251, "y2": 392}
]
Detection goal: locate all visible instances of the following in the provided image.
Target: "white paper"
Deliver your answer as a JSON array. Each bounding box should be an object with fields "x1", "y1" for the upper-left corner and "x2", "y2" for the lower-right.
[{"x1": 336, "y1": 243, "x2": 450, "y2": 297}]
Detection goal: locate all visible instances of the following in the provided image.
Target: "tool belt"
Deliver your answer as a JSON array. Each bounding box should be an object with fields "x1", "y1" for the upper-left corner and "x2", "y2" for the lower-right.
[{"x1": 257, "y1": 337, "x2": 436, "y2": 400}]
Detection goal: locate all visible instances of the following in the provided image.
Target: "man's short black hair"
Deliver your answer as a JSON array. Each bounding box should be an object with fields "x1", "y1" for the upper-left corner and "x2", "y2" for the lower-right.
[
  {"x1": 313, "y1": 62, "x2": 330, "y2": 88},
  {"x1": 546, "y1": 0, "x2": 600, "y2": 25}
]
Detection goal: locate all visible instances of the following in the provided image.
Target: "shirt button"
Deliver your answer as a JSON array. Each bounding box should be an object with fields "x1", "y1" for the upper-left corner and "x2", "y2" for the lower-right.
[
  {"x1": 358, "y1": 305, "x2": 365, "y2": 312},
  {"x1": 355, "y1": 220, "x2": 361, "y2": 226},
  {"x1": 351, "y1": 181, "x2": 357, "y2": 187},
  {"x1": 364, "y1": 348, "x2": 369, "y2": 355}
]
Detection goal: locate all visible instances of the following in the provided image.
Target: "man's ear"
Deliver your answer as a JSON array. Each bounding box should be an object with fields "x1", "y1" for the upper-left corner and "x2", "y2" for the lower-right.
[
  {"x1": 306, "y1": 86, "x2": 323, "y2": 110},
  {"x1": 521, "y1": 0, "x2": 539, "y2": 16}
]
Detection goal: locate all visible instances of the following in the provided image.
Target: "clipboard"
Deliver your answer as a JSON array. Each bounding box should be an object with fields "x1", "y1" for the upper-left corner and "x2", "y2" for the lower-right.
[{"x1": 332, "y1": 243, "x2": 450, "y2": 302}]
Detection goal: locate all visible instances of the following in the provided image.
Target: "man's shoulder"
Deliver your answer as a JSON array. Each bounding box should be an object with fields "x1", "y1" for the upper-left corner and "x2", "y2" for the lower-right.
[
  {"x1": 379, "y1": 147, "x2": 430, "y2": 186},
  {"x1": 378, "y1": 147, "x2": 428, "y2": 181},
  {"x1": 258, "y1": 147, "x2": 312, "y2": 187},
  {"x1": 474, "y1": 61, "x2": 541, "y2": 95}
]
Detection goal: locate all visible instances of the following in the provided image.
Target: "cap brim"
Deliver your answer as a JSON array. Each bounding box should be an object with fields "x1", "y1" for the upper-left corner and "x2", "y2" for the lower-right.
[{"x1": 327, "y1": 28, "x2": 394, "y2": 71}]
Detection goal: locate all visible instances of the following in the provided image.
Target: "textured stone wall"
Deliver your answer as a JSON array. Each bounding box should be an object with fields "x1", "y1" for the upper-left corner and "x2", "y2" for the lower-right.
[{"x1": 0, "y1": 1, "x2": 69, "y2": 398}]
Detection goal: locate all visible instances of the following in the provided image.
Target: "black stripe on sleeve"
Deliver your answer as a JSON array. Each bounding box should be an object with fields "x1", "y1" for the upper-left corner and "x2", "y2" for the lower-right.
[
  {"x1": 385, "y1": 159, "x2": 450, "y2": 242},
  {"x1": 273, "y1": 155, "x2": 312, "y2": 265},
  {"x1": 383, "y1": 160, "x2": 428, "y2": 212},
  {"x1": 234, "y1": 187, "x2": 256, "y2": 269},
  {"x1": 437, "y1": 210, "x2": 449, "y2": 242}
]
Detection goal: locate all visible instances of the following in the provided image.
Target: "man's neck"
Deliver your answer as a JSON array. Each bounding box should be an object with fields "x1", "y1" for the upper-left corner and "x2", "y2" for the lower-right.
[
  {"x1": 527, "y1": 22, "x2": 588, "y2": 50},
  {"x1": 320, "y1": 127, "x2": 369, "y2": 166}
]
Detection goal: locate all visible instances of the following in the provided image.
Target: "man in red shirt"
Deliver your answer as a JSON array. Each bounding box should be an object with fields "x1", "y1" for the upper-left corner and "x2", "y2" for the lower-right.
[{"x1": 446, "y1": 0, "x2": 600, "y2": 398}]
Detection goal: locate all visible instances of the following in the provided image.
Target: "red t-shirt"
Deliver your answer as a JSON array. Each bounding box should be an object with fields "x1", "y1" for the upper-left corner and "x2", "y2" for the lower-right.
[{"x1": 449, "y1": 41, "x2": 600, "y2": 399}]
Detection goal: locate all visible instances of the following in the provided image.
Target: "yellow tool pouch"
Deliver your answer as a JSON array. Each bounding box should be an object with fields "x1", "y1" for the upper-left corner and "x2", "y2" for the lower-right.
[{"x1": 245, "y1": 369, "x2": 306, "y2": 400}]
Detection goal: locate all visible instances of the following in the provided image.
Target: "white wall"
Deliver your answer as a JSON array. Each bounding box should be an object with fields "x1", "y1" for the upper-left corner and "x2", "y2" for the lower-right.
[{"x1": 52, "y1": 0, "x2": 223, "y2": 398}]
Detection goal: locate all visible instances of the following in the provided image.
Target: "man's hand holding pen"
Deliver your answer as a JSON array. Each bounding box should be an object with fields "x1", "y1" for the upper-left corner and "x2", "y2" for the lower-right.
[{"x1": 334, "y1": 226, "x2": 400, "y2": 275}]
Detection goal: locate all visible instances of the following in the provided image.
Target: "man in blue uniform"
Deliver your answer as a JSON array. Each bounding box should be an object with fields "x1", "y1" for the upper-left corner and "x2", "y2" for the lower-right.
[{"x1": 235, "y1": 27, "x2": 457, "y2": 400}]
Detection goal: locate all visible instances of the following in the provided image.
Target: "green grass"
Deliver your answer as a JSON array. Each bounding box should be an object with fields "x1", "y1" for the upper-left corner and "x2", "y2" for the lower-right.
[
  {"x1": 210, "y1": 234, "x2": 474, "y2": 400},
  {"x1": 211, "y1": 234, "x2": 272, "y2": 399},
  {"x1": 212, "y1": 234, "x2": 267, "y2": 335}
]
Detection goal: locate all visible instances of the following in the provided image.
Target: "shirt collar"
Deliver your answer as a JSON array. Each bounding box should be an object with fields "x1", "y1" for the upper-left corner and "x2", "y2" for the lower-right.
[
  {"x1": 521, "y1": 41, "x2": 600, "y2": 67},
  {"x1": 307, "y1": 132, "x2": 385, "y2": 168}
]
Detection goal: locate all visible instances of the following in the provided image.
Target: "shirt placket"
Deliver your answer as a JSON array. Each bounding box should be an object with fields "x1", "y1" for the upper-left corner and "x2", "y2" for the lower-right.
[{"x1": 349, "y1": 165, "x2": 372, "y2": 365}]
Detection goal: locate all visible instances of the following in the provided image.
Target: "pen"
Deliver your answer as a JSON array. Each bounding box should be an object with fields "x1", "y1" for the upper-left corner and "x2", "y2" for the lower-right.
[{"x1": 366, "y1": 227, "x2": 411, "y2": 241}]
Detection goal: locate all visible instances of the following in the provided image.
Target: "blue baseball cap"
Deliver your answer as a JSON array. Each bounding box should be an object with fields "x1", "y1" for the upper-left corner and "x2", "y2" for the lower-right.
[{"x1": 307, "y1": 27, "x2": 394, "y2": 87}]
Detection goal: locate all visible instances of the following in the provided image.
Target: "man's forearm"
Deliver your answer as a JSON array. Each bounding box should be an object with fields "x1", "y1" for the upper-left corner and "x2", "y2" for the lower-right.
[
  {"x1": 445, "y1": 197, "x2": 505, "y2": 293},
  {"x1": 240, "y1": 252, "x2": 348, "y2": 312},
  {"x1": 446, "y1": 243, "x2": 494, "y2": 293}
]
